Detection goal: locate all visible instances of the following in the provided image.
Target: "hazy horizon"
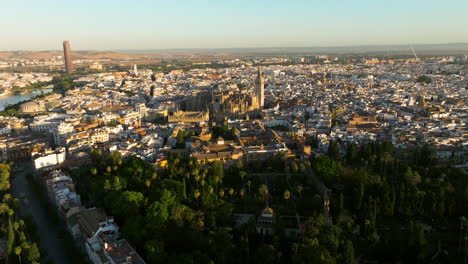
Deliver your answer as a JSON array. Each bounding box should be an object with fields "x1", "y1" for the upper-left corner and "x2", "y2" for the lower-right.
[
  {"x1": 1, "y1": 42, "x2": 467, "y2": 53},
  {"x1": 1, "y1": 0, "x2": 467, "y2": 51}
]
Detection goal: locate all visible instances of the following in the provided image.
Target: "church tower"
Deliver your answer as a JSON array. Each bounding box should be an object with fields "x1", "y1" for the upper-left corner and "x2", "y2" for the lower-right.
[{"x1": 255, "y1": 66, "x2": 265, "y2": 109}]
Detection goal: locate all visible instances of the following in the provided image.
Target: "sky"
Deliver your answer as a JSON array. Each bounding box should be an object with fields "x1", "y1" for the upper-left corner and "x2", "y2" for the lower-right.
[{"x1": 1, "y1": 0, "x2": 467, "y2": 51}]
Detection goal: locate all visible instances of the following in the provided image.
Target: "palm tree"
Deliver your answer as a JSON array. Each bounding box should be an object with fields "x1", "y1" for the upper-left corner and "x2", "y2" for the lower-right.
[
  {"x1": 193, "y1": 190, "x2": 201, "y2": 199},
  {"x1": 240, "y1": 171, "x2": 247, "y2": 183},
  {"x1": 3, "y1": 194, "x2": 12, "y2": 203},
  {"x1": 193, "y1": 190, "x2": 201, "y2": 207},
  {"x1": 228, "y1": 188, "x2": 235, "y2": 199},
  {"x1": 0, "y1": 203, "x2": 9, "y2": 215},
  {"x1": 284, "y1": 189, "x2": 291, "y2": 209},
  {"x1": 219, "y1": 190, "x2": 225, "y2": 199},
  {"x1": 247, "y1": 180, "x2": 252, "y2": 196},
  {"x1": 14, "y1": 246, "x2": 22, "y2": 264},
  {"x1": 296, "y1": 185, "x2": 303, "y2": 200},
  {"x1": 240, "y1": 188, "x2": 246, "y2": 199},
  {"x1": 258, "y1": 184, "x2": 269, "y2": 202}
]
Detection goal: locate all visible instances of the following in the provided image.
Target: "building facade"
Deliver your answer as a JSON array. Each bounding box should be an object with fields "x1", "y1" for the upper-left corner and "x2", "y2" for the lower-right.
[{"x1": 63, "y1": 40, "x2": 73, "y2": 74}]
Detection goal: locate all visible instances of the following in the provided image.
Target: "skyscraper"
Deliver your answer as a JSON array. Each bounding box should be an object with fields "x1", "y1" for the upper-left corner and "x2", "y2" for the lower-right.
[
  {"x1": 63, "y1": 40, "x2": 73, "y2": 74},
  {"x1": 255, "y1": 66, "x2": 265, "y2": 109}
]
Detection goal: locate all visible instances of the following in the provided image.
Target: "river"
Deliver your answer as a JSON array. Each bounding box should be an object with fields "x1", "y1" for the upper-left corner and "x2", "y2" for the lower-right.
[{"x1": 0, "y1": 87, "x2": 53, "y2": 111}]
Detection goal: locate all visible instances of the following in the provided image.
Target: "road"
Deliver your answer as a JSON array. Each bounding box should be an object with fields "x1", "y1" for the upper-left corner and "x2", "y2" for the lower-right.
[{"x1": 10, "y1": 162, "x2": 68, "y2": 264}]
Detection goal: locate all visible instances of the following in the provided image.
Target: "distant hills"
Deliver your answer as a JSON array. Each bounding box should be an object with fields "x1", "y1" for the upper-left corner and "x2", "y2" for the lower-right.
[
  {"x1": 116, "y1": 43, "x2": 468, "y2": 56},
  {"x1": 1, "y1": 43, "x2": 467, "y2": 60}
]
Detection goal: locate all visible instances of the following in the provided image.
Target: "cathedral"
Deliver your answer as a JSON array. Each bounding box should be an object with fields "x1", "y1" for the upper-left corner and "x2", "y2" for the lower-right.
[{"x1": 184, "y1": 67, "x2": 265, "y2": 123}]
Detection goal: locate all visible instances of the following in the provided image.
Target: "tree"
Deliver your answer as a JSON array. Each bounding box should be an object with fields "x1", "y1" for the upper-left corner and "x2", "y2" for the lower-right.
[
  {"x1": 327, "y1": 140, "x2": 341, "y2": 160},
  {"x1": 296, "y1": 185, "x2": 303, "y2": 200},
  {"x1": 14, "y1": 246, "x2": 22, "y2": 264},
  {"x1": 110, "y1": 191, "x2": 144, "y2": 218},
  {"x1": 259, "y1": 184, "x2": 269, "y2": 202},
  {"x1": 145, "y1": 240, "x2": 166, "y2": 263},
  {"x1": 236, "y1": 159, "x2": 243, "y2": 169},
  {"x1": 417, "y1": 75, "x2": 432, "y2": 84},
  {"x1": 293, "y1": 238, "x2": 335, "y2": 264},
  {"x1": 458, "y1": 216, "x2": 468, "y2": 256},
  {"x1": 346, "y1": 143, "x2": 357, "y2": 164},
  {"x1": 355, "y1": 182, "x2": 365, "y2": 210},
  {"x1": 417, "y1": 224, "x2": 427, "y2": 247},
  {"x1": 7, "y1": 217, "x2": 15, "y2": 256},
  {"x1": 27, "y1": 243, "x2": 40, "y2": 263},
  {"x1": 18, "y1": 231, "x2": 26, "y2": 242},
  {"x1": 240, "y1": 188, "x2": 246, "y2": 198},
  {"x1": 404, "y1": 167, "x2": 421, "y2": 186},
  {"x1": 145, "y1": 179, "x2": 151, "y2": 188},
  {"x1": 145, "y1": 202, "x2": 169, "y2": 234},
  {"x1": 239, "y1": 171, "x2": 247, "y2": 183},
  {"x1": 0, "y1": 203, "x2": 10, "y2": 215},
  {"x1": 254, "y1": 244, "x2": 275, "y2": 263},
  {"x1": 0, "y1": 167, "x2": 11, "y2": 191},
  {"x1": 339, "y1": 192, "x2": 344, "y2": 213},
  {"x1": 342, "y1": 240, "x2": 355, "y2": 264},
  {"x1": 193, "y1": 189, "x2": 201, "y2": 199},
  {"x1": 291, "y1": 162, "x2": 299, "y2": 174},
  {"x1": 212, "y1": 161, "x2": 224, "y2": 184}
]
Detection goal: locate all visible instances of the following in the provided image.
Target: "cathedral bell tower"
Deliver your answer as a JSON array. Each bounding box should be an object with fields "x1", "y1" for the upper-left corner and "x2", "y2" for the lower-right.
[{"x1": 255, "y1": 66, "x2": 265, "y2": 109}]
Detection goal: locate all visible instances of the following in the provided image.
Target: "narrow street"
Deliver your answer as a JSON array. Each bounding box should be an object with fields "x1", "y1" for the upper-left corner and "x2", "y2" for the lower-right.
[{"x1": 10, "y1": 161, "x2": 68, "y2": 264}]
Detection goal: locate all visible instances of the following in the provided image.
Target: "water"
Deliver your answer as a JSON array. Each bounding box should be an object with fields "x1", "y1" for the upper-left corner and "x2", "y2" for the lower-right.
[{"x1": 0, "y1": 87, "x2": 53, "y2": 111}]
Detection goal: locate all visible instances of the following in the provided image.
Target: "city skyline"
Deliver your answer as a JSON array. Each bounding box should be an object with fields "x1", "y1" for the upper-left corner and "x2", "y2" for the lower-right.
[
  {"x1": 0, "y1": 1, "x2": 466, "y2": 263},
  {"x1": 1, "y1": 0, "x2": 467, "y2": 51}
]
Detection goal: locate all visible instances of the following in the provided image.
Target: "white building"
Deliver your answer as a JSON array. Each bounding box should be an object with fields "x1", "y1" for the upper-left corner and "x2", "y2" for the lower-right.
[
  {"x1": 53, "y1": 122, "x2": 75, "y2": 146},
  {"x1": 33, "y1": 149, "x2": 66, "y2": 170}
]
